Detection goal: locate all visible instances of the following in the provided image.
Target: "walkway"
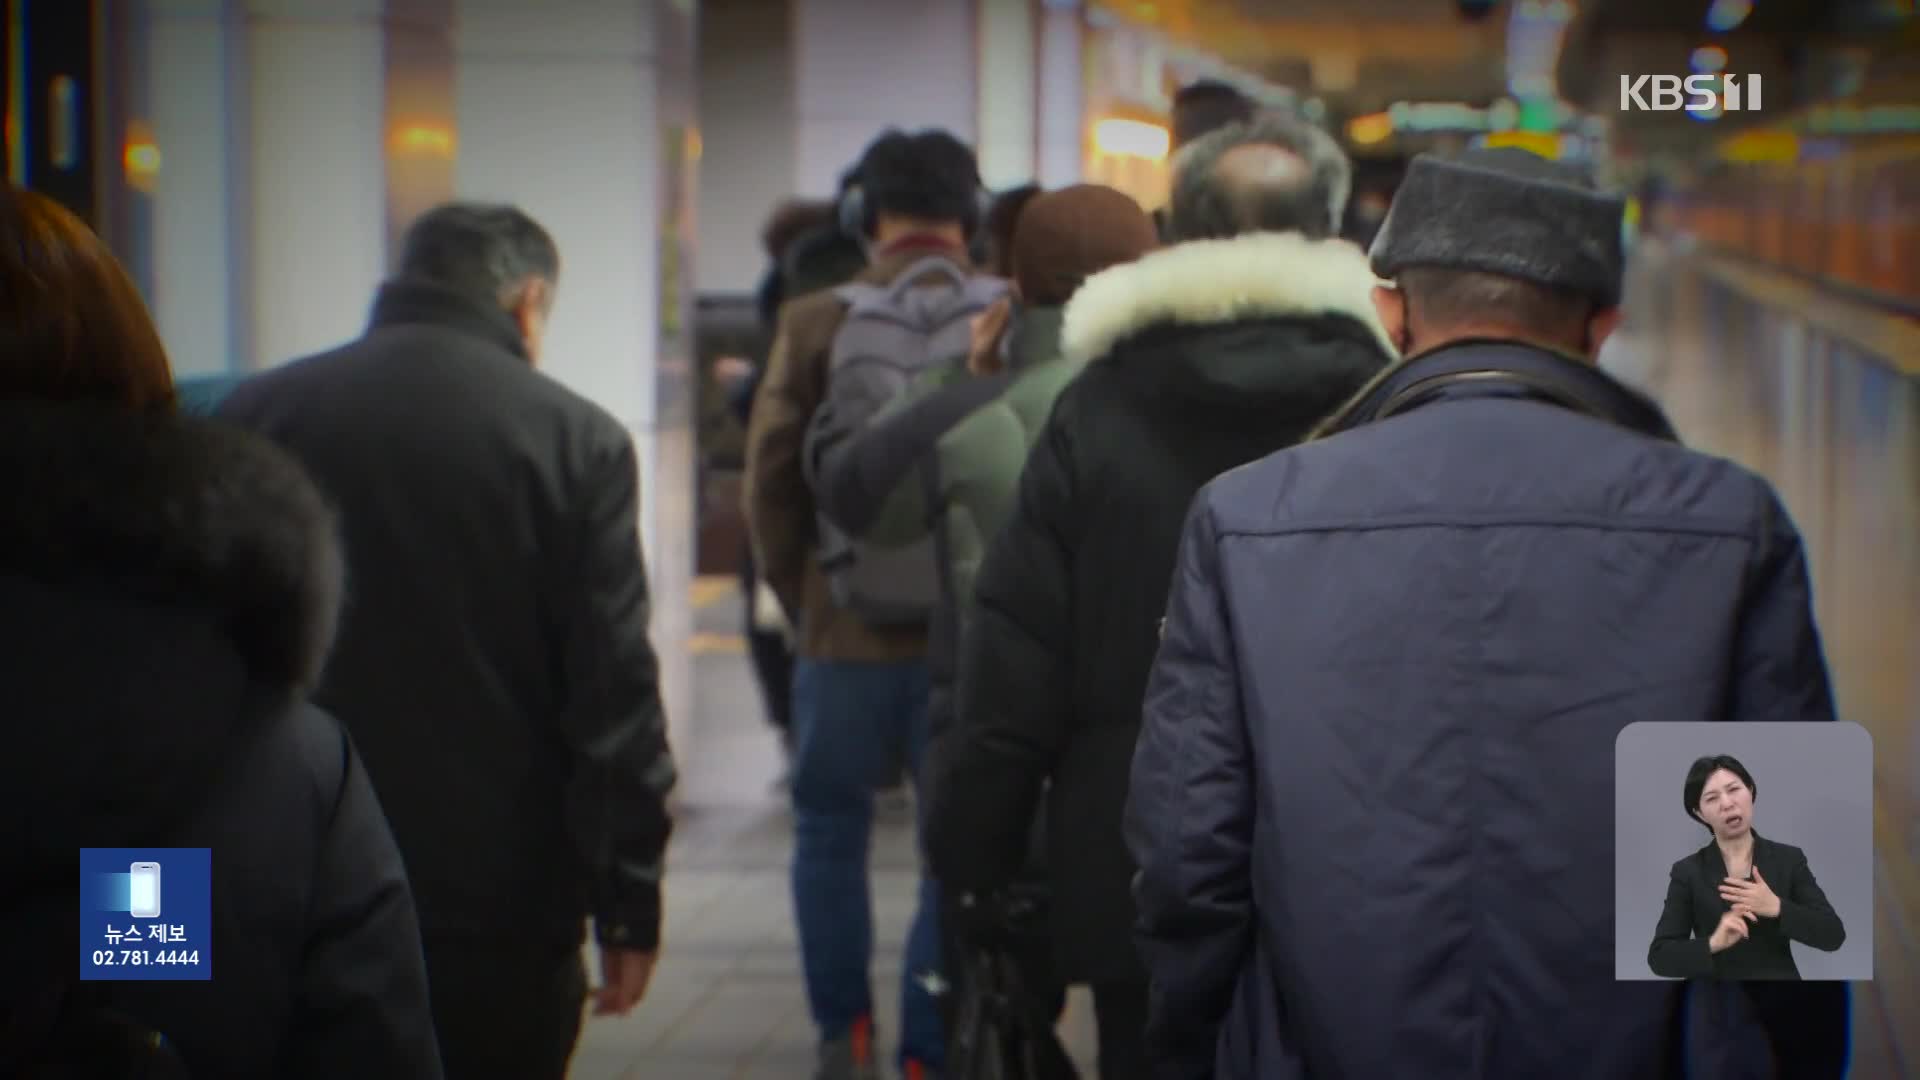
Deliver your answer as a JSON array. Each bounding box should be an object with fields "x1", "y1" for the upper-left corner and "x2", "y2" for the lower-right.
[{"x1": 566, "y1": 582, "x2": 1100, "y2": 1078}]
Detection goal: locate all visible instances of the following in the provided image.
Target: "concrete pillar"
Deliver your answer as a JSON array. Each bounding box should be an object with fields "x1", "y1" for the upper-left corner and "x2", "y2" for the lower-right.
[
  {"x1": 243, "y1": 0, "x2": 391, "y2": 368},
  {"x1": 655, "y1": 0, "x2": 699, "y2": 761},
  {"x1": 791, "y1": 0, "x2": 976, "y2": 195},
  {"x1": 975, "y1": 0, "x2": 1037, "y2": 189},
  {"x1": 141, "y1": 0, "x2": 250, "y2": 376},
  {"x1": 696, "y1": 0, "x2": 797, "y2": 295},
  {"x1": 1035, "y1": 0, "x2": 1084, "y2": 188},
  {"x1": 137, "y1": 0, "x2": 453, "y2": 374},
  {"x1": 454, "y1": 0, "x2": 695, "y2": 754}
]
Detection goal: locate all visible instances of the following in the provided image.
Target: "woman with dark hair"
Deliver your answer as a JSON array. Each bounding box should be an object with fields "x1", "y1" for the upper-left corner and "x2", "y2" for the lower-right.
[
  {"x1": 1647, "y1": 754, "x2": 1846, "y2": 980},
  {"x1": 0, "y1": 186, "x2": 441, "y2": 1077}
]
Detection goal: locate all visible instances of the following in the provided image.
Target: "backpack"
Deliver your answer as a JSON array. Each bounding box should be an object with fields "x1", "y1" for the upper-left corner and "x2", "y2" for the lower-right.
[
  {"x1": 803, "y1": 254, "x2": 1008, "y2": 627},
  {"x1": 0, "y1": 979, "x2": 194, "y2": 1079}
]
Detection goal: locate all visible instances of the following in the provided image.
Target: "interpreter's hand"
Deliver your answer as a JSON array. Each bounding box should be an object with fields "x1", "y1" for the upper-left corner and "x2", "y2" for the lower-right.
[
  {"x1": 1708, "y1": 909, "x2": 1753, "y2": 954},
  {"x1": 592, "y1": 947, "x2": 658, "y2": 1016},
  {"x1": 966, "y1": 297, "x2": 1013, "y2": 376},
  {"x1": 1719, "y1": 866, "x2": 1781, "y2": 918}
]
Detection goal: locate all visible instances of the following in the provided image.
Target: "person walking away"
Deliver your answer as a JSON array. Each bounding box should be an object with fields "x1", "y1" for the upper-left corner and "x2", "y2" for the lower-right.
[
  {"x1": 218, "y1": 202, "x2": 676, "y2": 1080},
  {"x1": 1124, "y1": 146, "x2": 1849, "y2": 1080},
  {"x1": 724, "y1": 197, "x2": 843, "y2": 773},
  {"x1": 937, "y1": 114, "x2": 1398, "y2": 1077},
  {"x1": 0, "y1": 184, "x2": 441, "y2": 1079},
  {"x1": 783, "y1": 164, "x2": 874, "y2": 304},
  {"x1": 744, "y1": 128, "x2": 1003, "y2": 1080},
  {"x1": 1150, "y1": 80, "x2": 1255, "y2": 239},
  {"x1": 808, "y1": 184, "x2": 1162, "y2": 1073}
]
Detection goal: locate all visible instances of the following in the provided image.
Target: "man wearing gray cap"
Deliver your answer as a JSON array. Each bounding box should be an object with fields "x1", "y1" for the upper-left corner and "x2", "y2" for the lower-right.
[{"x1": 1122, "y1": 147, "x2": 1848, "y2": 1079}]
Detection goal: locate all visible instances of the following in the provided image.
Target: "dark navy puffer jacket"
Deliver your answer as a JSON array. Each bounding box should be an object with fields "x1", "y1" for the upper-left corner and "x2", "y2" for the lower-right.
[{"x1": 1124, "y1": 341, "x2": 1848, "y2": 1080}]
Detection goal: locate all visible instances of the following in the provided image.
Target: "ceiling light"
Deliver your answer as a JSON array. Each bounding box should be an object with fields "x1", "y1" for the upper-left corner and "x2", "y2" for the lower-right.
[
  {"x1": 1706, "y1": 0, "x2": 1753, "y2": 32},
  {"x1": 1691, "y1": 45, "x2": 1729, "y2": 72}
]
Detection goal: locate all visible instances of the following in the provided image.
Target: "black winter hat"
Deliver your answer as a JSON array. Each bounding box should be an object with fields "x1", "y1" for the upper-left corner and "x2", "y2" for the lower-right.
[{"x1": 1367, "y1": 147, "x2": 1627, "y2": 307}]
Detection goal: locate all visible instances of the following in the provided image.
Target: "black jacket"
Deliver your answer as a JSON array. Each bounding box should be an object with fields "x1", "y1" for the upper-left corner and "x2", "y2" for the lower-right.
[
  {"x1": 1649, "y1": 832, "x2": 1845, "y2": 980},
  {"x1": 930, "y1": 233, "x2": 1397, "y2": 983},
  {"x1": 218, "y1": 280, "x2": 677, "y2": 951},
  {"x1": 0, "y1": 401, "x2": 441, "y2": 1078}
]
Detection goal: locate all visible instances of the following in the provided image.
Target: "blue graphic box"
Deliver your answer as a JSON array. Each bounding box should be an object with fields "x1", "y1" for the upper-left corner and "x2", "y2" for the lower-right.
[{"x1": 78, "y1": 848, "x2": 212, "y2": 981}]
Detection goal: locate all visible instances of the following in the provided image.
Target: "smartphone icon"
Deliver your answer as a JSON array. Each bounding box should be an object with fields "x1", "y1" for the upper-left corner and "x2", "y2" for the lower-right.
[{"x1": 129, "y1": 862, "x2": 162, "y2": 919}]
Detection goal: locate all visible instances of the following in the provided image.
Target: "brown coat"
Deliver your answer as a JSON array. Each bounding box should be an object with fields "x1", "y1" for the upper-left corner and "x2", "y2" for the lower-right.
[{"x1": 742, "y1": 239, "x2": 975, "y2": 662}]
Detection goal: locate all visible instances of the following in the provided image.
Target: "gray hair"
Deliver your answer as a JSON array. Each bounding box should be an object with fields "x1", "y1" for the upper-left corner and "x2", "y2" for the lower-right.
[
  {"x1": 397, "y1": 202, "x2": 559, "y2": 309},
  {"x1": 1399, "y1": 267, "x2": 1594, "y2": 341},
  {"x1": 1167, "y1": 112, "x2": 1352, "y2": 242}
]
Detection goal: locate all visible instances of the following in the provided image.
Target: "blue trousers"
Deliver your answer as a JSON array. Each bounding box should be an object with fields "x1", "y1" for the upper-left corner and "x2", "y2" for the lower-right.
[{"x1": 790, "y1": 657, "x2": 945, "y2": 1069}]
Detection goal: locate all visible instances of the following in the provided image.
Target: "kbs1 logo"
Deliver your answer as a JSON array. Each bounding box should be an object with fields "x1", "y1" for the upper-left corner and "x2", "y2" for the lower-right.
[{"x1": 1619, "y1": 74, "x2": 1762, "y2": 113}]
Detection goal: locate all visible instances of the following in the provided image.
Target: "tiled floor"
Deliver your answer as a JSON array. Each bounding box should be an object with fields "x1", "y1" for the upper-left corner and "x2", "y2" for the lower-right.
[{"x1": 565, "y1": 588, "x2": 1098, "y2": 1079}]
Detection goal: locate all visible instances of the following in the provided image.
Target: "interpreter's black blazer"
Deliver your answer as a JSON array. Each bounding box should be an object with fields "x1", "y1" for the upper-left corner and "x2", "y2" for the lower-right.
[{"x1": 1647, "y1": 831, "x2": 1846, "y2": 979}]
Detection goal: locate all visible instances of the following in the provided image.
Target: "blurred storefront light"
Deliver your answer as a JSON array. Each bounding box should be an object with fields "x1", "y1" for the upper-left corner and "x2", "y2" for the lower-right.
[
  {"x1": 123, "y1": 123, "x2": 160, "y2": 192},
  {"x1": 1390, "y1": 101, "x2": 1502, "y2": 134},
  {"x1": 1718, "y1": 128, "x2": 1800, "y2": 163},
  {"x1": 1506, "y1": 0, "x2": 1574, "y2": 102},
  {"x1": 1348, "y1": 111, "x2": 1394, "y2": 145},
  {"x1": 1514, "y1": 0, "x2": 1575, "y2": 22},
  {"x1": 1517, "y1": 98, "x2": 1562, "y2": 131},
  {"x1": 1803, "y1": 104, "x2": 1920, "y2": 134},
  {"x1": 391, "y1": 123, "x2": 455, "y2": 158},
  {"x1": 1092, "y1": 116, "x2": 1169, "y2": 159},
  {"x1": 1482, "y1": 130, "x2": 1564, "y2": 158}
]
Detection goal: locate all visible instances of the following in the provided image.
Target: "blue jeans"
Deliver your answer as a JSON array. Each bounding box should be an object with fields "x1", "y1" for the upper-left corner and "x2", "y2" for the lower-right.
[{"x1": 790, "y1": 657, "x2": 944, "y2": 1070}]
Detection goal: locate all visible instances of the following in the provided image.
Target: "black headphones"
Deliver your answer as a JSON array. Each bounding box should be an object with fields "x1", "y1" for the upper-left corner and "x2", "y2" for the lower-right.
[{"x1": 836, "y1": 177, "x2": 996, "y2": 241}]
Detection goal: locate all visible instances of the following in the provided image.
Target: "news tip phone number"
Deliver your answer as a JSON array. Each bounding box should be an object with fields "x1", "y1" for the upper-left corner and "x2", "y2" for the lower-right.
[{"x1": 90, "y1": 949, "x2": 201, "y2": 966}]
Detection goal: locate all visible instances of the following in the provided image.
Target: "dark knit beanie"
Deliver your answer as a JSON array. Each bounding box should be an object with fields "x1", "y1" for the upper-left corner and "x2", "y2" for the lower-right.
[
  {"x1": 1368, "y1": 147, "x2": 1628, "y2": 307},
  {"x1": 1010, "y1": 184, "x2": 1158, "y2": 307}
]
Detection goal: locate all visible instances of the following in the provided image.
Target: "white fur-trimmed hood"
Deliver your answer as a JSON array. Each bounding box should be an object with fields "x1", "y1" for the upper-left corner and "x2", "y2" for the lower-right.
[{"x1": 1060, "y1": 231, "x2": 1398, "y2": 364}]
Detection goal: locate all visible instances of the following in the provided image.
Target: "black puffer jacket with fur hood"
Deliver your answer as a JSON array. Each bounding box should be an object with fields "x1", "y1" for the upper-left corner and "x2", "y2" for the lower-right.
[
  {"x1": 0, "y1": 399, "x2": 442, "y2": 1079},
  {"x1": 930, "y1": 233, "x2": 1398, "y2": 985}
]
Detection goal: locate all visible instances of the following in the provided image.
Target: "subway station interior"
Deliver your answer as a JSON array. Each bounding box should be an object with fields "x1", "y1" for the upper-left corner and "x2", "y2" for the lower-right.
[{"x1": 3, "y1": 0, "x2": 1916, "y2": 1076}]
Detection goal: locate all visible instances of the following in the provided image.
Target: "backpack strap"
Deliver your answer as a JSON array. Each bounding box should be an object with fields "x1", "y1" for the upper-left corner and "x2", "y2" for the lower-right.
[
  {"x1": 832, "y1": 280, "x2": 889, "y2": 309},
  {"x1": 832, "y1": 258, "x2": 1007, "y2": 334},
  {"x1": 829, "y1": 256, "x2": 971, "y2": 311}
]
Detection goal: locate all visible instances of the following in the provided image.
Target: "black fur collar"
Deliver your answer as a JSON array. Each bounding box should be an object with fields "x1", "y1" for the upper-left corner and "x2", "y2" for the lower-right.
[{"x1": 0, "y1": 399, "x2": 343, "y2": 696}]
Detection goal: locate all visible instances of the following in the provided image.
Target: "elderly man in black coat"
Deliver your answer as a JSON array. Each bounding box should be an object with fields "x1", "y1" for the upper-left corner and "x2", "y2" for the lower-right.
[{"x1": 219, "y1": 203, "x2": 676, "y2": 1080}]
